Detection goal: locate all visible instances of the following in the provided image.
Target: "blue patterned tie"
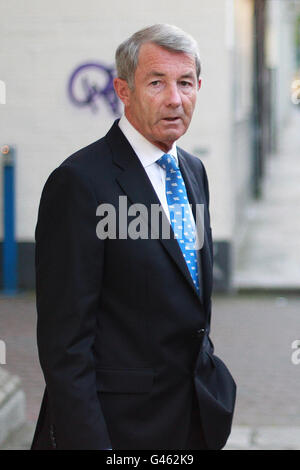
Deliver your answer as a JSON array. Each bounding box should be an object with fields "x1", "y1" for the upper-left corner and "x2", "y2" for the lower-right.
[{"x1": 156, "y1": 153, "x2": 200, "y2": 295}]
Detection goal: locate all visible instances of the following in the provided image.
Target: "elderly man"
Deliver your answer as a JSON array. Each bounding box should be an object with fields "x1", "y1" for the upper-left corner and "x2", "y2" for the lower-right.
[{"x1": 31, "y1": 24, "x2": 236, "y2": 450}]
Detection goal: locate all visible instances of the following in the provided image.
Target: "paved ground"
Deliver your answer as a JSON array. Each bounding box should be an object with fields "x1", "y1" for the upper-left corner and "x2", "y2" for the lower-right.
[
  {"x1": 0, "y1": 290, "x2": 299, "y2": 450},
  {"x1": 212, "y1": 292, "x2": 300, "y2": 429},
  {"x1": 234, "y1": 107, "x2": 300, "y2": 289},
  {"x1": 212, "y1": 292, "x2": 300, "y2": 450},
  {"x1": 0, "y1": 292, "x2": 44, "y2": 426}
]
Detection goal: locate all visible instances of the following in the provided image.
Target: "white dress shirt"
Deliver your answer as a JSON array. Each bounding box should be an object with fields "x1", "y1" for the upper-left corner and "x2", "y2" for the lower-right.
[{"x1": 118, "y1": 114, "x2": 178, "y2": 222}]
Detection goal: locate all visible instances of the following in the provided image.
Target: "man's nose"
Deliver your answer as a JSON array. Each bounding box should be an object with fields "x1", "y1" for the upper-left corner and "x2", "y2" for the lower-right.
[{"x1": 165, "y1": 83, "x2": 182, "y2": 107}]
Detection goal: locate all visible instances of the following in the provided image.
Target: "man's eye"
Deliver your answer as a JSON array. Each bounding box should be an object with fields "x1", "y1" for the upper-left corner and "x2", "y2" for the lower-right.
[
  {"x1": 150, "y1": 81, "x2": 161, "y2": 86},
  {"x1": 180, "y1": 81, "x2": 192, "y2": 87}
]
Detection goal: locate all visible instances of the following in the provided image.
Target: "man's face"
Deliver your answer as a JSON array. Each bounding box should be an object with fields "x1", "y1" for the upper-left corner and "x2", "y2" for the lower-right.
[{"x1": 114, "y1": 42, "x2": 200, "y2": 152}]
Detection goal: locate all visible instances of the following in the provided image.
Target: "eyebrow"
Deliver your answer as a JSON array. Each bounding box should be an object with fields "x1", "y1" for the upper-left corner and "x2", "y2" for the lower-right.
[
  {"x1": 145, "y1": 71, "x2": 165, "y2": 79},
  {"x1": 145, "y1": 71, "x2": 196, "y2": 80}
]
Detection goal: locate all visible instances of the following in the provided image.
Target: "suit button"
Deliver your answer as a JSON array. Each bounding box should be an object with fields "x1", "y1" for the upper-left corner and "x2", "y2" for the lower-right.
[
  {"x1": 197, "y1": 328, "x2": 206, "y2": 336},
  {"x1": 193, "y1": 328, "x2": 206, "y2": 339}
]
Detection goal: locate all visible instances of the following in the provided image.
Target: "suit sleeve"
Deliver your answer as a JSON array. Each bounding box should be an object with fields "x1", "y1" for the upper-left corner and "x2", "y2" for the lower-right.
[
  {"x1": 35, "y1": 164, "x2": 111, "y2": 449},
  {"x1": 199, "y1": 160, "x2": 215, "y2": 355}
]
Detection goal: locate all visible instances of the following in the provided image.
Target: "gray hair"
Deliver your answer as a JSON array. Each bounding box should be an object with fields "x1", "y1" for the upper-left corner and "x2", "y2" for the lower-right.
[{"x1": 115, "y1": 24, "x2": 201, "y2": 89}]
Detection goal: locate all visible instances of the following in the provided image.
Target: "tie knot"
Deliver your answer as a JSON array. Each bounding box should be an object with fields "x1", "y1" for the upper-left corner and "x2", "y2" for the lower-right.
[{"x1": 156, "y1": 153, "x2": 179, "y2": 172}]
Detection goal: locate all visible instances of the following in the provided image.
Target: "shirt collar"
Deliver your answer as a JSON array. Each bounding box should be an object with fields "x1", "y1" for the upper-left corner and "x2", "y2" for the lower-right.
[{"x1": 118, "y1": 114, "x2": 178, "y2": 168}]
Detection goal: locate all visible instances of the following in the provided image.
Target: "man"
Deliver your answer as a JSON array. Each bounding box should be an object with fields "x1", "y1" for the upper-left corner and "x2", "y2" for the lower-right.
[{"x1": 31, "y1": 24, "x2": 236, "y2": 450}]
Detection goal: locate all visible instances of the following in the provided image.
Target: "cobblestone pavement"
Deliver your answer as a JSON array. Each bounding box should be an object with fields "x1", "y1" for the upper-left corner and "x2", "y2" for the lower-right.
[
  {"x1": 0, "y1": 290, "x2": 300, "y2": 449},
  {"x1": 211, "y1": 291, "x2": 300, "y2": 429},
  {"x1": 0, "y1": 292, "x2": 44, "y2": 426}
]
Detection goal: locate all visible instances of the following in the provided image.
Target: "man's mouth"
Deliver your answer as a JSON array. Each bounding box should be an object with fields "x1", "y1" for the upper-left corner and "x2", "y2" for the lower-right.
[{"x1": 162, "y1": 117, "x2": 180, "y2": 122}]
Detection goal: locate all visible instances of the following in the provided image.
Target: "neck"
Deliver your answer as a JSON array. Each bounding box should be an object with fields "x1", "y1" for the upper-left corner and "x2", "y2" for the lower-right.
[{"x1": 152, "y1": 140, "x2": 173, "y2": 153}]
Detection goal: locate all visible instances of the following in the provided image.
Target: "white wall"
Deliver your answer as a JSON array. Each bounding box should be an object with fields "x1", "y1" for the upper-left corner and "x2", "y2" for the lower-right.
[{"x1": 231, "y1": 0, "x2": 255, "y2": 252}]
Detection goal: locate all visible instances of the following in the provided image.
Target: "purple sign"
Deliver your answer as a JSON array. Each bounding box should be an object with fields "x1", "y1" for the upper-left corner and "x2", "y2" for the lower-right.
[{"x1": 68, "y1": 62, "x2": 120, "y2": 115}]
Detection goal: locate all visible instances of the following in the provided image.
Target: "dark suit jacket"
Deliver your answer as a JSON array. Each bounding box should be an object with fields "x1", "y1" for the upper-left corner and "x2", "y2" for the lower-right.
[{"x1": 31, "y1": 120, "x2": 236, "y2": 450}]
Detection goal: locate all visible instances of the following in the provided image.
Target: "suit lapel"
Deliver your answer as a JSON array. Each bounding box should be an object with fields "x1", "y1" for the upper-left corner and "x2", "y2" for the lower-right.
[{"x1": 105, "y1": 121, "x2": 211, "y2": 308}]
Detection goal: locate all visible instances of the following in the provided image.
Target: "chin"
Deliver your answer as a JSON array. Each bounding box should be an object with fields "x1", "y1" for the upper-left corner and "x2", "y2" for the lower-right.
[{"x1": 162, "y1": 129, "x2": 184, "y2": 142}]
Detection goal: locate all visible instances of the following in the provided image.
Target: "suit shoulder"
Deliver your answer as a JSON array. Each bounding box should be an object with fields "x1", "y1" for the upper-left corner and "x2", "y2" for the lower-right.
[
  {"x1": 59, "y1": 135, "x2": 110, "y2": 173},
  {"x1": 177, "y1": 146, "x2": 207, "y2": 174},
  {"x1": 44, "y1": 133, "x2": 113, "y2": 191}
]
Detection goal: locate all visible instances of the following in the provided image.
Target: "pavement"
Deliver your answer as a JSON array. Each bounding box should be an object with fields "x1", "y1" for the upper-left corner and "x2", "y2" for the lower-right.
[
  {"x1": 0, "y1": 290, "x2": 299, "y2": 450},
  {"x1": 212, "y1": 292, "x2": 300, "y2": 450},
  {"x1": 234, "y1": 106, "x2": 300, "y2": 290}
]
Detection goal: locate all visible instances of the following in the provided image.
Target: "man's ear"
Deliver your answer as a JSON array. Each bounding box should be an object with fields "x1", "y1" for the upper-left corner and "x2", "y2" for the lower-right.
[
  {"x1": 198, "y1": 78, "x2": 202, "y2": 91},
  {"x1": 114, "y1": 78, "x2": 132, "y2": 106}
]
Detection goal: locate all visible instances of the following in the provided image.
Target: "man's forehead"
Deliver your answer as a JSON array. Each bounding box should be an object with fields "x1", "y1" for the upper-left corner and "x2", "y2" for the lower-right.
[{"x1": 137, "y1": 42, "x2": 197, "y2": 73}]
